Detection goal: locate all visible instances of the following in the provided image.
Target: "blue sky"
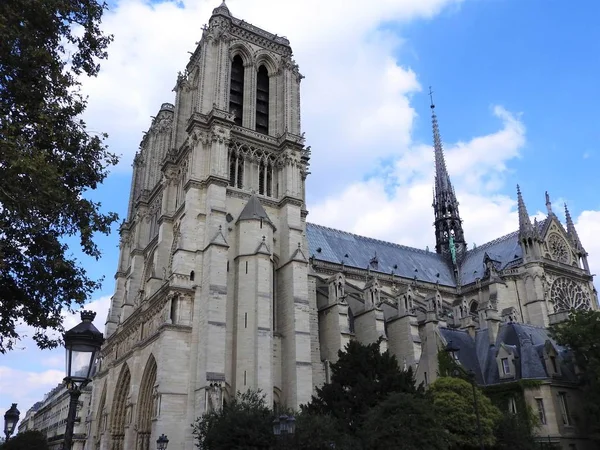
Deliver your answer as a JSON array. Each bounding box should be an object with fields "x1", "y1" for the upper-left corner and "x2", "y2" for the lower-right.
[{"x1": 3, "y1": 0, "x2": 600, "y2": 427}]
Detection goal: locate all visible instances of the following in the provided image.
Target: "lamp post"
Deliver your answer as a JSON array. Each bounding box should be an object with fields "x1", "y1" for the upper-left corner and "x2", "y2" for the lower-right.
[
  {"x1": 63, "y1": 310, "x2": 104, "y2": 450},
  {"x1": 156, "y1": 434, "x2": 169, "y2": 450},
  {"x1": 273, "y1": 415, "x2": 296, "y2": 449},
  {"x1": 444, "y1": 341, "x2": 485, "y2": 450},
  {"x1": 3, "y1": 403, "x2": 20, "y2": 442}
]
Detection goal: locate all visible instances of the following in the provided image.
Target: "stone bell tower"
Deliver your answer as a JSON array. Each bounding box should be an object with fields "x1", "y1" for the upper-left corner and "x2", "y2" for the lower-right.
[{"x1": 91, "y1": 3, "x2": 313, "y2": 450}]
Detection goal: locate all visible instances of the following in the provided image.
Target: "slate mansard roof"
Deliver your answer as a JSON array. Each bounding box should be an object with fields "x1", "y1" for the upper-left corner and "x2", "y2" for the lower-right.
[
  {"x1": 439, "y1": 322, "x2": 577, "y2": 386},
  {"x1": 306, "y1": 222, "x2": 535, "y2": 287}
]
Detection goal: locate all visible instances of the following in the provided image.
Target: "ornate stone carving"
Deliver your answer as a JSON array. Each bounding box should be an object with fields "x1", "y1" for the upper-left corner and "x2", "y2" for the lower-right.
[
  {"x1": 206, "y1": 383, "x2": 223, "y2": 412},
  {"x1": 551, "y1": 277, "x2": 591, "y2": 312}
]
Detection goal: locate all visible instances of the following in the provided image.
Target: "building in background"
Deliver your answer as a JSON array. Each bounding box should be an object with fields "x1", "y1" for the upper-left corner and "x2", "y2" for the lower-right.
[
  {"x1": 15, "y1": 384, "x2": 91, "y2": 450},
  {"x1": 80, "y1": 2, "x2": 596, "y2": 450}
]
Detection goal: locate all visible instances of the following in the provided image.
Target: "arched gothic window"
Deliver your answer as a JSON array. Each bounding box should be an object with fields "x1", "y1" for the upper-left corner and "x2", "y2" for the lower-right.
[
  {"x1": 256, "y1": 65, "x2": 269, "y2": 134},
  {"x1": 229, "y1": 55, "x2": 244, "y2": 126}
]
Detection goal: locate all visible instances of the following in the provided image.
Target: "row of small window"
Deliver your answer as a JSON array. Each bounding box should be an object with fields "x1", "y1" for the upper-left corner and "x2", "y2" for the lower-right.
[
  {"x1": 230, "y1": 56, "x2": 270, "y2": 135},
  {"x1": 229, "y1": 154, "x2": 274, "y2": 197},
  {"x1": 502, "y1": 354, "x2": 559, "y2": 376}
]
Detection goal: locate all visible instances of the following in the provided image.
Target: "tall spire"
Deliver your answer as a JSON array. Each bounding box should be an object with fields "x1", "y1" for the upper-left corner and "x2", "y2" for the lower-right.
[
  {"x1": 517, "y1": 185, "x2": 533, "y2": 240},
  {"x1": 564, "y1": 203, "x2": 585, "y2": 253},
  {"x1": 430, "y1": 87, "x2": 466, "y2": 261}
]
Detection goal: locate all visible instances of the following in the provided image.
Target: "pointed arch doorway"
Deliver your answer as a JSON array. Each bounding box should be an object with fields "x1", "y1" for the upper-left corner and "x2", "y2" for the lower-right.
[
  {"x1": 110, "y1": 364, "x2": 131, "y2": 450},
  {"x1": 136, "y1": 355, "x2": 157, "y2": 450}
]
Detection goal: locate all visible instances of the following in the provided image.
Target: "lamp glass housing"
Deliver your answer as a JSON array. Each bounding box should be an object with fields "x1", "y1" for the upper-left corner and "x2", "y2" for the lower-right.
[
  {"x1": 63, "y1": 310, "x2": 104, "y2": 389},
  {"x1": 156, "y1": 433, "x2": 169, "y2": 450},
  {"x1": 4, "y1": 404, "x2": 20, "y2": 436},
  {"x1": 65, "y1": 343, "x2": 98, "y2": 387}
]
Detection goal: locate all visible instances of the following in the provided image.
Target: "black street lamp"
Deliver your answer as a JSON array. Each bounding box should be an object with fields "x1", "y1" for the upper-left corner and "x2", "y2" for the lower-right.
[
  {"x1": 63, "y1": 310, "x2": 104, "y2": 450},
  {"x1": 272, "y1": 415, "x2": 296, "y2": 436},
  {"x1": 3, "y1": 403, "x2": 20, "y2": 441},
  {"x1": 273, "y1": 415, "x2": 296, "y2": 449},
  {"x1": 444, "y1": 341, "x2": 485, "y2": 450},
  {"x1": 156, "y1": 434, "x2": 169, "y2": 450}
]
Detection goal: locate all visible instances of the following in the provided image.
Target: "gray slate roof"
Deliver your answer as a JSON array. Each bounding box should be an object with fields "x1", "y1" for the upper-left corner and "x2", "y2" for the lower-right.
[
  {"x1": 439, "y1": 322, "x2": 577, "y2": 386},
  {"x1": 459, "y1": 219, "x2": 547, "y2": 285},
  {"x1": 459, "y1": 231, "x2": 522, "y2": 285},
  {"x1": 306, "y1": 220, "x2": 545, "y2": 288},
  {"x1": 306, "y1": 223, "x2": 455, "y2": 286},
  {"x1": 238, "y1": 195, "x2": 272, "y2": 223}
]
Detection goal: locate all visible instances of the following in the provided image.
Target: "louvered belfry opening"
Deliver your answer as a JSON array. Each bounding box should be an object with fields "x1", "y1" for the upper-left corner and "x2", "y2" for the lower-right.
[
  {"x1": 256, "y1": 65, "x2": 269, "y2": 134},
  {"x1": 229, "y1": 55, "x2": 244, "y2": 126}
]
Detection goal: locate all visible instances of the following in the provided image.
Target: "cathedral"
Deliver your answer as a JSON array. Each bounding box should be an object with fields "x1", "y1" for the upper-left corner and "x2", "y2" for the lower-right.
[{"x1": 87, "y1": 3, "x2": 597, "y2": 449}]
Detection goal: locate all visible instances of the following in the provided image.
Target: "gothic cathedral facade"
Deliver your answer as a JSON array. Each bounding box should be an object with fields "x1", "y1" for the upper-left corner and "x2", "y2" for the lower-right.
[{"x1": 88, "y1": 3, "x2": 597, "y2": 450}]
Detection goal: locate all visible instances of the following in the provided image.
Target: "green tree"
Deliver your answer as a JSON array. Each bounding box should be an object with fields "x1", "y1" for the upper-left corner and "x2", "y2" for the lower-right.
[
  {"x1": 429, "y1": 377, "x2": 502, "y2": 449},
  {"x1": 493, "y1": 412, "x2": 539, "y2": 450},
  {"x1": 294, "y1": 411, "x2": 354, "y2": 450},
  {"x1": 361, "y1": 392, "x2": 448, "y2": 450},
  {"x1": 550, "y1": 309, "x2": 600, "y2": 441},
  {"x1": 303, "y1": 338, "x2": 420, "y2": 436},
  {"x1": 0, "y1": 0, "x2": 117, "y2": 352},
  {"x1": 0, "y1": 430, "x2": 49, "y2": 450},
  {"x1": 192, "y1": 390, "x2": 274, "y2": 450}
]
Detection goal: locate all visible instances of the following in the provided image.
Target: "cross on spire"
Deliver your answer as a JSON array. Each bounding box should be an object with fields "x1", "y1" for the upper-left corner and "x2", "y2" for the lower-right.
[{"x1": 429, "y1": 86, "x2": 435, "y2": 108}]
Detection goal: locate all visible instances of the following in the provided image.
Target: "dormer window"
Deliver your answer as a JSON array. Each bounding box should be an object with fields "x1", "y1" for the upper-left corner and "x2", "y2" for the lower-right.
[
  {"x1": 544, "y1": 340, "x2": 562, "y2": 377},
  {"x1": 496, "y1": 344, "x2": 516, "y2": 379}
]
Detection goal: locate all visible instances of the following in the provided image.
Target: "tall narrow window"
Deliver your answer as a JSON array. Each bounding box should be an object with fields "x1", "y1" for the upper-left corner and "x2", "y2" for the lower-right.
[
  {"x1": 259, "y1": 161, "x2": 265, "y2": 195},
  {"x1": 266, "y1": 164, "x2": 272, "y2": 196},
  {"x1": 256, "y1": 65, "x2": 269, "y2": 134},
  {"x1": 558, "y1": 392, "x2": 571, "y2": 425},
  {"x1": 348, "y1": 308, "x2": 355, "y2": 334},
  {"x1": 501, "y1": 358, "x2": 511, "y2": 375},
  {"x1": 236, "y1": 157, "x2": 243, "y2": 188},
  {"x1": 536, "y1": 398, "x2": 546, "y2": 424},
  {"x1": 229, "y1": 151, "x2": 244, "y2": 189},
  {"x1": 229, "y1": 55, "x2": 244, "y2": 126},
  {"x1": 229, "y1": 154, "x2": 236, "y2": 186}
]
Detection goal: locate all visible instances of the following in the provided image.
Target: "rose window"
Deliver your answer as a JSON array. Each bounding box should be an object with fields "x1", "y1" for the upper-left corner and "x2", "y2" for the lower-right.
[
  {"x1": 548, "y1": 234, "x2": 570, "y2": 264},
  {"x1": 550, "y1": 277, "x2": 591, "y2": 312}
]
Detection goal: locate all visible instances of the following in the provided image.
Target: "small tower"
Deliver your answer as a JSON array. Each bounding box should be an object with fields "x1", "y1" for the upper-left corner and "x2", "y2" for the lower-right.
[
  {"x1": 517, "y1": 185, "x2": 539, "y2": 261},
  {"x1": 430, "y1": 89, "x2": 466, "y2": 261}
]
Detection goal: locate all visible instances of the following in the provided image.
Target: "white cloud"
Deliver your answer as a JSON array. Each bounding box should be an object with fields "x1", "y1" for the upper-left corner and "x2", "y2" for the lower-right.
[
  {"x1": 0, "y1": 367, "x2": 65, "y2": 410},
  {"x1": 310, "y1": 105, "x2": 527, "y2": 250},
  {"x1": 575, "y1": 211, "x2": 600, "y2": 282},
  {"x1": 81, "y1": 0, "x2": 462, "y2": 181}
]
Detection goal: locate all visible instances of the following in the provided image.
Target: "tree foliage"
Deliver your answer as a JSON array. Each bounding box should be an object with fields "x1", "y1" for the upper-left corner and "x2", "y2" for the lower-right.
[
  {"x1": 550, "y1": 309, "x2": 600, "y2": 441},
  {"x1": 492, "y1": 412, "x2": 539, "y2": 450},
  {"x1": 361, "y1": 392, "x2": 448, "y2": 450},
  {"x1": 0, "y1": 430, "x2": 50, "y2": 450},
  {"x1": 429, "y1": 377, "x2": 502, "y2": 449},
  {"x1": 303, "y1": 338, "x2": 420, "y2": 435},
  {"x1": 192, "y1": 390, "x2": 274, "y2": 450},
  {"x1": 0, "y1": 0, "x2": 117, "y2": 352},
  {"x1": 294, "y1": 411, "x2": 355, "y2": 450}
]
